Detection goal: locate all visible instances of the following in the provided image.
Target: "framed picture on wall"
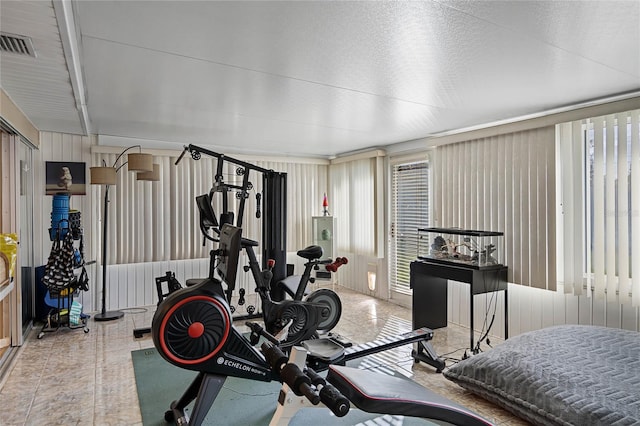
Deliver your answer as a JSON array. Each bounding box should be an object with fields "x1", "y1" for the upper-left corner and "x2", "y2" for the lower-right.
[{"x1": 45, "y1": 161, "x2": 87, "y2": 195}]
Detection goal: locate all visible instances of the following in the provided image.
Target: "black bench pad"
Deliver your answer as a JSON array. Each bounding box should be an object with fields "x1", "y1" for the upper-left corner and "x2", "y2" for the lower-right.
[{"x1": 327, "y1": 365, "x2": 492, "y2": 426}]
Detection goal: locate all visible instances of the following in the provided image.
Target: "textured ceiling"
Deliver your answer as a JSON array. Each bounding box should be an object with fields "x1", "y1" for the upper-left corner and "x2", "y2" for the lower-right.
[{"x1": 1, "y1": 1, "x2": 639, "y2": 157}]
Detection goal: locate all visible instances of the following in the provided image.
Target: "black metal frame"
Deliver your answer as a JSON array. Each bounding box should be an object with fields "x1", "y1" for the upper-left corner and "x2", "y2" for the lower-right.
[{"x1": 177, "y1": 144, "x2": 287, "y2": 295}]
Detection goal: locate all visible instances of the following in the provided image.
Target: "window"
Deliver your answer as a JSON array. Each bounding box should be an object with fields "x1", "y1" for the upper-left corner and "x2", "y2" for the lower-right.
[
  {"x1": 559, "y1": 110, "x2": 640, "y2": 306},
  {"x1": 389, "y1": 159, "x2": 429, "y2": 294}
]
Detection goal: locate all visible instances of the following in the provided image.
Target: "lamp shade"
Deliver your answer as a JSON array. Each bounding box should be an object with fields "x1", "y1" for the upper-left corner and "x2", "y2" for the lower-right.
[
  {"x1": 136, "y1": 163, "x2": 160, "y2": 181},
  {"x1": 90, "y1": 167, "x2": 117, "y2": 185},
  {"x1": 127, "y1": 153, "x2": 153, "y2": 172}
]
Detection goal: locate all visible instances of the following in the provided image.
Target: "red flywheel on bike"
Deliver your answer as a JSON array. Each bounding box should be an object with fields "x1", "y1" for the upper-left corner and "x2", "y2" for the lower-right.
[{"x1": 156, "y1": 294, "x2": 231, "y2": 366}]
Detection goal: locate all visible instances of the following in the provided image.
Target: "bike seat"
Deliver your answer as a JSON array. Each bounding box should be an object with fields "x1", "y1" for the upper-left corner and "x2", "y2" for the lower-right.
[{"x1": 297, "y1": 245, "x2": 323, "y2": 260}]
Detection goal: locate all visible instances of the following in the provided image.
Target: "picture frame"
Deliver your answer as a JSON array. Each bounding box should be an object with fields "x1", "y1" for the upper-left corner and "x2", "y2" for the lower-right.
[{"x1": 45, "y1": 161, "x2": 87, "y2": 195}]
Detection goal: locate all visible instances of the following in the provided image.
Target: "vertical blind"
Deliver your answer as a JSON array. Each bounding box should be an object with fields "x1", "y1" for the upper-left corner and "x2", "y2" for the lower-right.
[
  {"x1": 389, "y1": 160, "x2": 429, "y2": 294},
  {"x1": 432, "y1": 127, "x2": 556, "y2": 289},
  {"x1": 329, "y1": 158, "x2": 376, "y2": 255},
  {"x1": 94, "y1": 152, "x2": 328, "y2": 265},
  {"x1": 559, "y1": 109, "x2": 639, "y2": 306}
]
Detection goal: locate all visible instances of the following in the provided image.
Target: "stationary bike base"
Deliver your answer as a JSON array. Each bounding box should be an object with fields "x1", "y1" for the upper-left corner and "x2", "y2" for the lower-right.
[
  {"x1": 94, "y1": 310, "x2": 124, "y2": 321},
  {"x1": 412, "y1": 341, "x2": 446, "y2": 373},
  {"x1": 165, "y1": 372, "x2": 227, "y2": 426}
]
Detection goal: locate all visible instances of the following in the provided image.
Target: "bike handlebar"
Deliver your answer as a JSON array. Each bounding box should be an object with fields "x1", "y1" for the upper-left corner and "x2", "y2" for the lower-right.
[
  {"x1": 260, "y1": 342, "x2": 349, "y2": 415},
  {"x1": 280, "y1": 363, "x2": 320, "y2": 404},
  {"x1": 306, "y1": 367, "x2": 350, "y2": 417}
]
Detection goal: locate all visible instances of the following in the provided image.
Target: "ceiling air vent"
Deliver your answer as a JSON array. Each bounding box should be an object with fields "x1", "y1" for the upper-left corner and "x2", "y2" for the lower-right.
[{"x1": 0, "y1": 32, "x2": 36, "y2": 57}]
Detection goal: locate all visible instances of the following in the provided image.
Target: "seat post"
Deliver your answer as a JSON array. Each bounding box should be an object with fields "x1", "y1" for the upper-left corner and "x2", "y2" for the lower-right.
[{"x1": 294, "y1": 260, "x2": 316, "y2": 301}]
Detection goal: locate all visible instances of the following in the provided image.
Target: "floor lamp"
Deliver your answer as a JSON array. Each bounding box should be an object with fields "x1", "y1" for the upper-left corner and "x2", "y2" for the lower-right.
[{"x1": 90, "y1": 146, "x2": 160, "y2": 321}]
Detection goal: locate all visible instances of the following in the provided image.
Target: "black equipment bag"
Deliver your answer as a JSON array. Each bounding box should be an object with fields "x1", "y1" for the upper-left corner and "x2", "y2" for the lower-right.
[{"x1": 42, "y1": 227, "x2": 76, "y2": 292}]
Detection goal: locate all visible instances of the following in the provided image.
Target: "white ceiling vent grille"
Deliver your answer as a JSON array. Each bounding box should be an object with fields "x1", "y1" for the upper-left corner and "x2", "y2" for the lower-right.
[{"x1": 0, "y1": 32, "x2": 36, "y2": 57}]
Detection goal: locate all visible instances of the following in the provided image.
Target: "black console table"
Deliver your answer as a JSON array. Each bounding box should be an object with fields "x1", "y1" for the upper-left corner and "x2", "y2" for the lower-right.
[{"x1": 410, "y1": 260, "x2": 508, "y2": 360}]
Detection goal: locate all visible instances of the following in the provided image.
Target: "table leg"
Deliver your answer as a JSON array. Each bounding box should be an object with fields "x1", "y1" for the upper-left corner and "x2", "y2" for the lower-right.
[
  {"x1": 504, "y1": 288, "x2": 509, "y2": 339},
  {"x1": 469, "y1": 291, "x2": 474, "y2": 352}
]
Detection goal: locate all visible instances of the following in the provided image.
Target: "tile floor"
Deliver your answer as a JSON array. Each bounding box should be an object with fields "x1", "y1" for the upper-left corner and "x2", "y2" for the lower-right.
[{"x1": 0, "y1": 285, "x2": 528, "y2": 425}]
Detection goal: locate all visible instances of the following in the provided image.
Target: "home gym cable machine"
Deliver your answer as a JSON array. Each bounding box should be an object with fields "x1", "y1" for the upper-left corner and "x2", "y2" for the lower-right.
[{"x1": 174, "y1": 144, "x2": 289, "y2": 298}]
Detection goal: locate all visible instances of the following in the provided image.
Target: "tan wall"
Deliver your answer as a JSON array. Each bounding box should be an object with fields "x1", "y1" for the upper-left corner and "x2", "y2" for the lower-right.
[{"x1": 0, "y1": 89, "x2": 39, "y2": 148}]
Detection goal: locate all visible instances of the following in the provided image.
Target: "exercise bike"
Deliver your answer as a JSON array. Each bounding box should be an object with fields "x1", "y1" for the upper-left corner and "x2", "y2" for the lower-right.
[
  {"x1": 275, "y1": 249, "x2": 348, "y2": 333},
  {"x1": 151, "y1": 223, "x2": 491, "y2": 426}
]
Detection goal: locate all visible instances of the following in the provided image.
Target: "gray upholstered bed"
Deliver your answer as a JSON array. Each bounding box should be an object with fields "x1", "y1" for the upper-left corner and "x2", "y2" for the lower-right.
[{"x1": 444, "y1": 325, "x2": 640, "y2": 426}]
